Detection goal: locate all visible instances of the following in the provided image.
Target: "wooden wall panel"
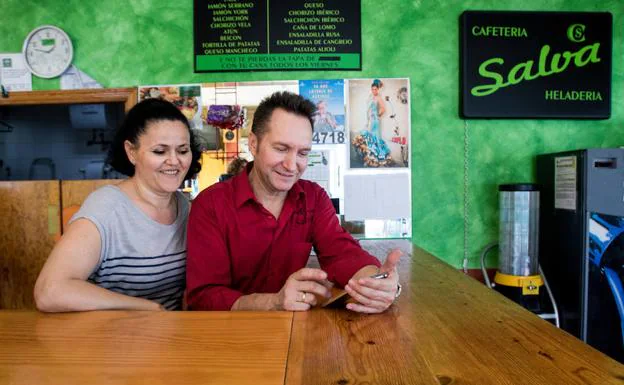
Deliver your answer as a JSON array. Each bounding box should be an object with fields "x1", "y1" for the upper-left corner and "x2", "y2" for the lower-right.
[
  {"x1": 61, "y1": 179, "x2": 122, "y2": 233},
  {"x1": 0, "y1": 181, "x2": 60, "y2": 309}
]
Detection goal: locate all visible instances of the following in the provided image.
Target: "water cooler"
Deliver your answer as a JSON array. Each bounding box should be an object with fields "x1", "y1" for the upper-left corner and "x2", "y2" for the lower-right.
[{"x1": 537, "y1": 148, "x2": 624, "y2": 362}]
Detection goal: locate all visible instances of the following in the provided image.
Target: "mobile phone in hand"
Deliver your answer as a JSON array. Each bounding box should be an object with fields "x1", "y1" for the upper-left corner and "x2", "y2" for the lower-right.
[
  {"x1": 322, "y1": 272, "x2": 388, "y2": 308},
  {"x1": 369, "y1": 272, "x2": 389, "y2": 279}
]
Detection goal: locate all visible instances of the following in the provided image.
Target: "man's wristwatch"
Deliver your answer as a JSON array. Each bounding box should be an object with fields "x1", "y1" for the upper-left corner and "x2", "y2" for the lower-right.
[{"x1": 394, "y1": 282, "x2": 402, "y2": 302}]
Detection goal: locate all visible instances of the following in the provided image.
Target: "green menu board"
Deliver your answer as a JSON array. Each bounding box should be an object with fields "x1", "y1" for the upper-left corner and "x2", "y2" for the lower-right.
[{"x1": 194, "y1": 0, "x2": 361, "y2": 72}]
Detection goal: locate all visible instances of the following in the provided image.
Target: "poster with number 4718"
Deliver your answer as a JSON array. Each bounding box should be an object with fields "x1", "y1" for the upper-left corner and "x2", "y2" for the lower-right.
[{"x1": 299, "y1": 80, "x2": 346, "y2": 145}]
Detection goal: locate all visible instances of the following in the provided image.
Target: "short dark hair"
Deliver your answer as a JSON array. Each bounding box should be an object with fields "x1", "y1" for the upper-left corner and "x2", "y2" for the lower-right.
[
  {"x1": 107, "y1": 98, "x2": 202, "y2": 180},
  {"x1": 251, "y1": 91, "x2": 316, "y2": 140}
]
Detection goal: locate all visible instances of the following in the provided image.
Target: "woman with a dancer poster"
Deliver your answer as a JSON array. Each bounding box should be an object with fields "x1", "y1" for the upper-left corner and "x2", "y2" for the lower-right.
[{"x1": 349, "y1": 78, "x2": 410, "y2": 168}]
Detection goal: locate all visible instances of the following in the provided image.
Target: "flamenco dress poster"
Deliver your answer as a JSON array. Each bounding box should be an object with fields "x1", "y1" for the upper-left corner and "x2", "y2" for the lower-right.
[{"x1": 347, "y1": 78, "x2": 410, "y2": 169}]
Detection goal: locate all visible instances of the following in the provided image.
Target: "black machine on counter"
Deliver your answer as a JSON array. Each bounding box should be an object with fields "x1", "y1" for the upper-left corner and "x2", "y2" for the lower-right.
[{"x1": 537, "y1": 148, "x2": 624, "y2": 363}]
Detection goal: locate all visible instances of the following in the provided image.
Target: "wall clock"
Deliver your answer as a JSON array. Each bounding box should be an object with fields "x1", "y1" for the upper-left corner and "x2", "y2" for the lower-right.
[{"x1": 22, "y1": 25, "x2": 73, "y2": 79}]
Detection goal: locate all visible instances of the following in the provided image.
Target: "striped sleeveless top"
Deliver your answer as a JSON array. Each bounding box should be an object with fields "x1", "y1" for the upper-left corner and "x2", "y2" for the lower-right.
[{"x1": 70, "y1": 185, "x2": 189, "y2": 310}]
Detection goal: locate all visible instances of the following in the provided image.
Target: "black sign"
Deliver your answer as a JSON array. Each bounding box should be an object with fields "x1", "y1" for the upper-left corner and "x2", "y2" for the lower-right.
[
  {"x1": 461, "y1": 11, "x2": 612, "y2": 119},
  {"x1": 194, "y1": 0, "x2": 361, "y2": 72}
]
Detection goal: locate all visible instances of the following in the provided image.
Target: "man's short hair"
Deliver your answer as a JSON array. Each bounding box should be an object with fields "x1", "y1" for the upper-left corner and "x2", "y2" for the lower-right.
[{"x1": 251, "y1": 91, "x2": 316, "y2": 140}]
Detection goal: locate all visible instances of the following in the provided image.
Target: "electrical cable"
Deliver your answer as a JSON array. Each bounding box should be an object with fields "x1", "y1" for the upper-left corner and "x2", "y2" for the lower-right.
[
  {"x1": 480, "y1": 242, "x2": 498, "y2": 288},
  {"x1": 539, "y1": 264, "x2": 560, "y2": 328}
]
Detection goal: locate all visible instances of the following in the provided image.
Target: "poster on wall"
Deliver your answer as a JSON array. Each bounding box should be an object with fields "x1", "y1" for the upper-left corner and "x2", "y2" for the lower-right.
[
  {"x1": 302, "y1": 150, "x2": 330, "y2": 192},
  {"x1": 299, "y1": 79, "x2": 345, "y2": 144},
  {"x1": 0, "y1": 53, "x2": 32, "y2": 91},
  {"x1": 347, "y1": 78, "x2": 410, "y2": 169},
  {"x1": 461, "y1": 11, "x2": 612, "y2": 119},
  {"x1": 139, "y1": 85, "x2": 202, "y2": 128},
  {"x1": 344, "y1": 173, "x2": 410, "y2": 221},
  {"x1": 194, "y1": 0, "x2": 361, "y2": 72},
  {"x1": 138, "y1": 84, "x2": 216, "y2": 150}
]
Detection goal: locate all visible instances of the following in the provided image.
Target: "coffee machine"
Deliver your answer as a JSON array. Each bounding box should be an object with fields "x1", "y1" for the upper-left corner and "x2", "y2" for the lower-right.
[{"x1": 537, "y1": 148, "x2": 624, "y2": 362}]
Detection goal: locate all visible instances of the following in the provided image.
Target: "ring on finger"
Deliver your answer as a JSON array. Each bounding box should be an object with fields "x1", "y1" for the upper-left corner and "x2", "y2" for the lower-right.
[{"x1": 300, "y1": 292, "x2": 307, "y2": 302}]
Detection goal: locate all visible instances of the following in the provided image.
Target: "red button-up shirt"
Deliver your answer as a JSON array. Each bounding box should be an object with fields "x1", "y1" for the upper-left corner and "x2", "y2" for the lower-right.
[{"x1": 186, "y1": 164, "x2": 381, "y2": 310}]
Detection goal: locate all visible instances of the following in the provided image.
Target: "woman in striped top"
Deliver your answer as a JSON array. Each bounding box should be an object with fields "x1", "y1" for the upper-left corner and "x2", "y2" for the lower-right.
[{"x1": 34, "y1": 98, "x2": 202, "y2": 311}]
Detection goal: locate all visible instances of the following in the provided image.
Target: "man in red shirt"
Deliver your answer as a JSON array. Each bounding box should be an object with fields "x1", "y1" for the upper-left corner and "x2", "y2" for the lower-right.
[{"x1": 186, "y1": 91, "x2": 401, "y2": 312}]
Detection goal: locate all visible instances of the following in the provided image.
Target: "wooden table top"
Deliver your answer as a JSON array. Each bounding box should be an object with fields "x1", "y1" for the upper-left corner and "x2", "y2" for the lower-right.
[
  {"x1": 286, "y1": 245, "x2": 624, "y2": 385},
  {"x1": 0, "y1": 311, "x2": 293, "y2": 385},
  {"x1": 1, "y1": 244, "x2": 623, "y2": 385}
]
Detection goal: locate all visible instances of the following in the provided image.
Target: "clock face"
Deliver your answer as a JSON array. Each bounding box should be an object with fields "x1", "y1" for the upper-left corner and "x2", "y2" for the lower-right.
[{"x1": 22, "y1": 25, "x2": 73, "y2": 79}]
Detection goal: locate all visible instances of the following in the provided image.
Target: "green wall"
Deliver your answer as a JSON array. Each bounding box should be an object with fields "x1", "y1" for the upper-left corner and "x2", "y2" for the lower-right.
[{"x1": 2, "y1": 0, "x2": 623, "y2": 268}]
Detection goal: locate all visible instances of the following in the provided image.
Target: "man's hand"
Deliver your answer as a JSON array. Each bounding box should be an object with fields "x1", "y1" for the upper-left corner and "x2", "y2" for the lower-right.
[
  {"x1": 275, "y1": 268, "x2": 332, "y2": 311},
  {"x1": 344, "y1": 249, "x2": 402, "y2": 313}
]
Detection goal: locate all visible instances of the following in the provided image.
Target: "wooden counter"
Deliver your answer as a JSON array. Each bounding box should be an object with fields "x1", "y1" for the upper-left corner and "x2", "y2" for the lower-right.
[
  {"x1": 0, "y1": 244, "x2": 623, "y2": 384},
  {"x1": 0, "y1": 311, "x2": 292, "y2": 385},
  {"x1": 287, "y1": 245, "x2": 624, "y2": 384}
]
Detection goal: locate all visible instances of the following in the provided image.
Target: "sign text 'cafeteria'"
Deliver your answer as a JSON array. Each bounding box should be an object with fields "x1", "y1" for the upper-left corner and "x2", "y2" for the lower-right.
[{"x1": 460, "y1": 11, "x2": 612, "y2": 119}]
